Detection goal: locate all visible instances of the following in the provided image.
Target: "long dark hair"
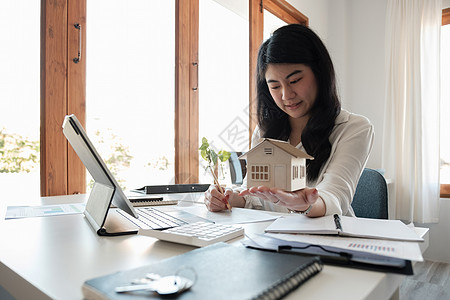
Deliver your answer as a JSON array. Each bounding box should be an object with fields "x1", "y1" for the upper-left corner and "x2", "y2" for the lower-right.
[{"x1": 256, "y1": 24, "x2": 341, "y2": 182}]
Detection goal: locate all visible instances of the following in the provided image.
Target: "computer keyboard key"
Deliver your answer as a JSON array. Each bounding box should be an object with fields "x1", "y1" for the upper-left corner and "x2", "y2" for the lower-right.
[{"x1": 117, "y1": 207, "x2": 188, "y2": 230}]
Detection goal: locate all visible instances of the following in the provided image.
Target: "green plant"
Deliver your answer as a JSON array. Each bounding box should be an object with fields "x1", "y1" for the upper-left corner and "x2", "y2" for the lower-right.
[
  {"x1": 199, "y1": 137, "x2": 230, "y2": 172},
  {"x1": 199, "y1": 137, "x2": 231, "y2": 210},
  {"x1": 147, "y1": 156, "x2": 170, "y2": 170},
  {"x1": 0, "y1": 129, "x2": 40, "y2": 173}
]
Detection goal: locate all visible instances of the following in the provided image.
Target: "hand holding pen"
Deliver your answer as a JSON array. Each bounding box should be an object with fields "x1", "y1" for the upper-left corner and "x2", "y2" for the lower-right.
[
  {"x1": 199, "y1": 137, "x2": 232, "y2": 212},
  {"x1": 208, "y1": 166, "x2": 232, "y2": 211},
  {"x1": 204, "y1": 184, "x2": 233, "y2": 212}
]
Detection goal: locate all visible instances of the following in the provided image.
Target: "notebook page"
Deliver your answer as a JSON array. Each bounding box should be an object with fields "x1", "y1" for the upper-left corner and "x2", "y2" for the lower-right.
[
  {"x1": 264, "y1": 214, "x2": 339, "y2": 234},
  {"x1": 340, "y1": 216, "x2": 423, "y2": 242}
]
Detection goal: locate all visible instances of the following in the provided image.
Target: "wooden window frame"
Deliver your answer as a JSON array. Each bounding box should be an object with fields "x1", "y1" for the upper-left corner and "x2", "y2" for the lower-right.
[
  {"x1": 40, "y1": 0, "x2": 198, "y2": 196},
  {"x1": 41, "y1": 0, "x2": 86, "y2": 196},
  {"x1": 441, "y1": 8, "x2": 450, "y2": 198},
  {"x1": 40, "y1": 0, "x2": 307, "y2": 196},
  {"x1": 175, "y1": 0, "x2": 199, "y2": 184},
  {"x1": 443, "y1": 7, "x2": 450, "y2": 25}
]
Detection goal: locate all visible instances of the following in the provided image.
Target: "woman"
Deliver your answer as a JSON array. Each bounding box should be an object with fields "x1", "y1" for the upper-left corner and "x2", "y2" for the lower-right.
[{"x1": 205, "y1": 24, "x2": 374, "y2": 217}]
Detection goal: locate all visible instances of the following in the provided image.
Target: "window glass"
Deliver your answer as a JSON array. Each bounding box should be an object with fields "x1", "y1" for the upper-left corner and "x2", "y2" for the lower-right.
[
  {"x1": 0, "y1": 2, "x2": 40, "y2": 198},
  {"x1": 86, "y1": 0, "x2": 175, "y2": 191},
  {"x1": 198, "y1": 0, "x2": 249, "y2": 185},
  {"x1": 263, "y1": 9, "x2": 287, "y2": 40},
  {"x1": 441, "y1": 24, "x2": 450, "y2": 184}
]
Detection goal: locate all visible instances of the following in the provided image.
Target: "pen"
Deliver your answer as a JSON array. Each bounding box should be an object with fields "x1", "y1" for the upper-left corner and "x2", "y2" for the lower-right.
[
  {"x1": 333, "y1": 214, "x2": 342, "y2": 231},
  {"x1": 209, "y1": 166, "x2": 232, "y2": 211}
]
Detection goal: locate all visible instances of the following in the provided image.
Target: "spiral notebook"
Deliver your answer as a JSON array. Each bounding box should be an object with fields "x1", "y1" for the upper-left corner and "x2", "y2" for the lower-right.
[{"x1": 82, "y1": 243, "x2": 323, "y2": 300}]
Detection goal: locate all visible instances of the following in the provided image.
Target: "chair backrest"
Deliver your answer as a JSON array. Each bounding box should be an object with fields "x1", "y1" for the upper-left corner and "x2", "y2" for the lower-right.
[
  {"x1": 351, "y1": 168, "x2": 388, "y2": 219},
  {"x1": 228, "y1": 152, "x2": 246, "y2": 185}
]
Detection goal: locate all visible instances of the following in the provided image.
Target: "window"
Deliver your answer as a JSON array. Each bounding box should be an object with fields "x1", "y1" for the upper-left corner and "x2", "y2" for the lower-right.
[
  {"x1": 40, "y1": 0, "x2": 307, "y2": 196},
  {"x1": 251, "y1": 165, "x2": 269, "y2": 181},
  {"x1": 292, "y1": 165, "x2": 305, "y2": 180},
  {"x1": 0, "y1": 2, "x2": 40, "y2": 199},
  {"x1": 40, "y1": 1, "x2": 196, "y2": 195},
  {"x1": 293, "y1": 165, "x2": 299, "y2": 179},
  {"x1": 264, "y1": 147, "x2": 274, "y2": 155},
  {"x1": 198, "y1": 0, "x2": 249, "y2": 183},
  {"x1": 264, "y1": 9, "x2": 288, "y2": 39},
  {"x1": 440, "y1": 8, "x2": 450, "y2": 198},
  {"x1": 86, "y1": 0, "x2": 175, "y2": 190}
]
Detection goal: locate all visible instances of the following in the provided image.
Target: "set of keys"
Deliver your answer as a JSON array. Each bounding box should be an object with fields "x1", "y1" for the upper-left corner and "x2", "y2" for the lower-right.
[{"x1": 115, "y1": 271, "x2": 195, "y2": 295}]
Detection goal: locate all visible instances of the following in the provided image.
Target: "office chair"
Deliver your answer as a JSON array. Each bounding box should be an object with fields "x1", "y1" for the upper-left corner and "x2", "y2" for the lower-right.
[
  {"x1": 351, "y1": 168, "x2": 388, "y2": 219},
  {"x1": 228, "y1": 152, "x2": 246, "y2": 186}
]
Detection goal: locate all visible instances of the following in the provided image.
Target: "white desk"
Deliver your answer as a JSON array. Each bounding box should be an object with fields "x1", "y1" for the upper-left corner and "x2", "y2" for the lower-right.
[{"x1": 0, "y1": 194, "x2": 428, "y2": 300}]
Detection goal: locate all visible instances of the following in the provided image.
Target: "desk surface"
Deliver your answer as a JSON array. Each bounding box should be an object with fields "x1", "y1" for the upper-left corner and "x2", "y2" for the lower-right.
[{"x1": 0, "y1": 194, "x2": 428, "y2": 300}]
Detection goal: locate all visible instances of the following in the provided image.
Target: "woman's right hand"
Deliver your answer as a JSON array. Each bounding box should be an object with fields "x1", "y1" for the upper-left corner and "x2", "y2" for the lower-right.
[{"x1": 204, "y1": 185, "x2": 245, "y2": 212}]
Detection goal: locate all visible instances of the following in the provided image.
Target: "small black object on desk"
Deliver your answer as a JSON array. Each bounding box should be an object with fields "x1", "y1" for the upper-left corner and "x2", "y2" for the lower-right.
[{"x1": 132, "y1": 184, "x2": 210, "y2": 195}]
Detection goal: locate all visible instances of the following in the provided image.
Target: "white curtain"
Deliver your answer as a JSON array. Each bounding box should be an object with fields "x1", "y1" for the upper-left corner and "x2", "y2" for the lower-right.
[{"x1": 383, "y1": 0, "x2": 441, "y2": 223}]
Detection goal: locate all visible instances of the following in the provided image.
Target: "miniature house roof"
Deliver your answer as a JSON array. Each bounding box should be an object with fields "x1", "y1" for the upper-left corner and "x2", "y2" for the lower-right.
[{"x1": 239, "y1": 138, "x2": 314, "y2": 160}]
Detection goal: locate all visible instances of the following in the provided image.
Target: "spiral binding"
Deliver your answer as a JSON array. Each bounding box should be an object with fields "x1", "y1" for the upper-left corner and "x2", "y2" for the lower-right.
[{"x1": 252, "y1": 257, "x2": 323, "y2": 300}]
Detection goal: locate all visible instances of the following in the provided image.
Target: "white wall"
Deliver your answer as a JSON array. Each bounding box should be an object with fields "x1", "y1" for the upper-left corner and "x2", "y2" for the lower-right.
[
  {"x1": 288, "y1": 0, "x2": 450, "y2": 263},
  {"x1": 416, "y1": 199, "x2": 450, "y2": 263},
  {"x1": 286, "y1": 0, "x2": 348, "y2": 109},
  {"x1": 445, "y1": 0, "x2": 450, "y2": 11},
  {"x1": 343, "y1": 0, "x2": 387, "y2": 170},
  {"x1": 288, "y1": 0, "x2": 385, "y2": 169}
]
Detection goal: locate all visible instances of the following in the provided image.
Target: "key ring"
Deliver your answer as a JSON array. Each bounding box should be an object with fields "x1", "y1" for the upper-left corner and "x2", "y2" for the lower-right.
[
  {"x1": 175, "y1": 266, "x2": 198, "y2": 287},
  {"x1": 115, "y1": 267, "x2": 197, "y2": 295}
]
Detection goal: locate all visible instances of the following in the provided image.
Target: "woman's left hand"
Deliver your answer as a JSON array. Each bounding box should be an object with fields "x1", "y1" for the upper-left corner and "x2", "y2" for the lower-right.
[{"x1": 239, "y1": 186, "x2": 322, "y2": 215}]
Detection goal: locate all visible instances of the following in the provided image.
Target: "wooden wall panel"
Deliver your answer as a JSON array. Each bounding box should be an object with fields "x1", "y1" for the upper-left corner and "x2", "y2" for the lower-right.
[
  {"x1": 175, "y1": 0, "x2": 199, "y2": 184},
  {"x1": 40, "y1": 0, "x2": 68, "y2": 196},
  {"x1": 67, "y1": 0, "x2": 86, "y2": 194}
]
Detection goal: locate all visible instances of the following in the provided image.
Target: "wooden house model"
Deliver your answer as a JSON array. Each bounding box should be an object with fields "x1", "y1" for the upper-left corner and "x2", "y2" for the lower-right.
[{"x1": 239, "y1": 138, "x2": 313, "y2": 191}]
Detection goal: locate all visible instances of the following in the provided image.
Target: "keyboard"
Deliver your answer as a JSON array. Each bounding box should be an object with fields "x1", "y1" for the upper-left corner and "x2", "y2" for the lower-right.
[
  {"x1": 138, "y1": 222, "x2": 245, "y2": 247},
  {"x1": 117, "y1": 207, "x2": 188, "y2": 230}
]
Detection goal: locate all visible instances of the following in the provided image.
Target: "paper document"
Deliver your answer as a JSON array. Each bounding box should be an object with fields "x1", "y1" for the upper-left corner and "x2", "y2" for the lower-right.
[
  {"x1": 265, "y1": 214, "x2": 423, "y2": 242},
  {"x1": 5, "y1": 203, "x2": 86, "y2": 219},
  {"x1": 180, "y1": 206, "x2": 278, "y2": 225}
]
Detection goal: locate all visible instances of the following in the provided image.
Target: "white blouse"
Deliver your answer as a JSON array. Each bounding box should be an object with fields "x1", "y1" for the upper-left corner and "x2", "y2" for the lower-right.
[{"x1": 242, "y1": 109, "x2": 374, "y2": 216}]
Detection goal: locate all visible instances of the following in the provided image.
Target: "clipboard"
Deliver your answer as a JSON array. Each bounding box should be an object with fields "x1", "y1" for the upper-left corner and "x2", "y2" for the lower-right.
[{"x1": 242, "y1": 234, "x2": 413, "y2": 275}]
